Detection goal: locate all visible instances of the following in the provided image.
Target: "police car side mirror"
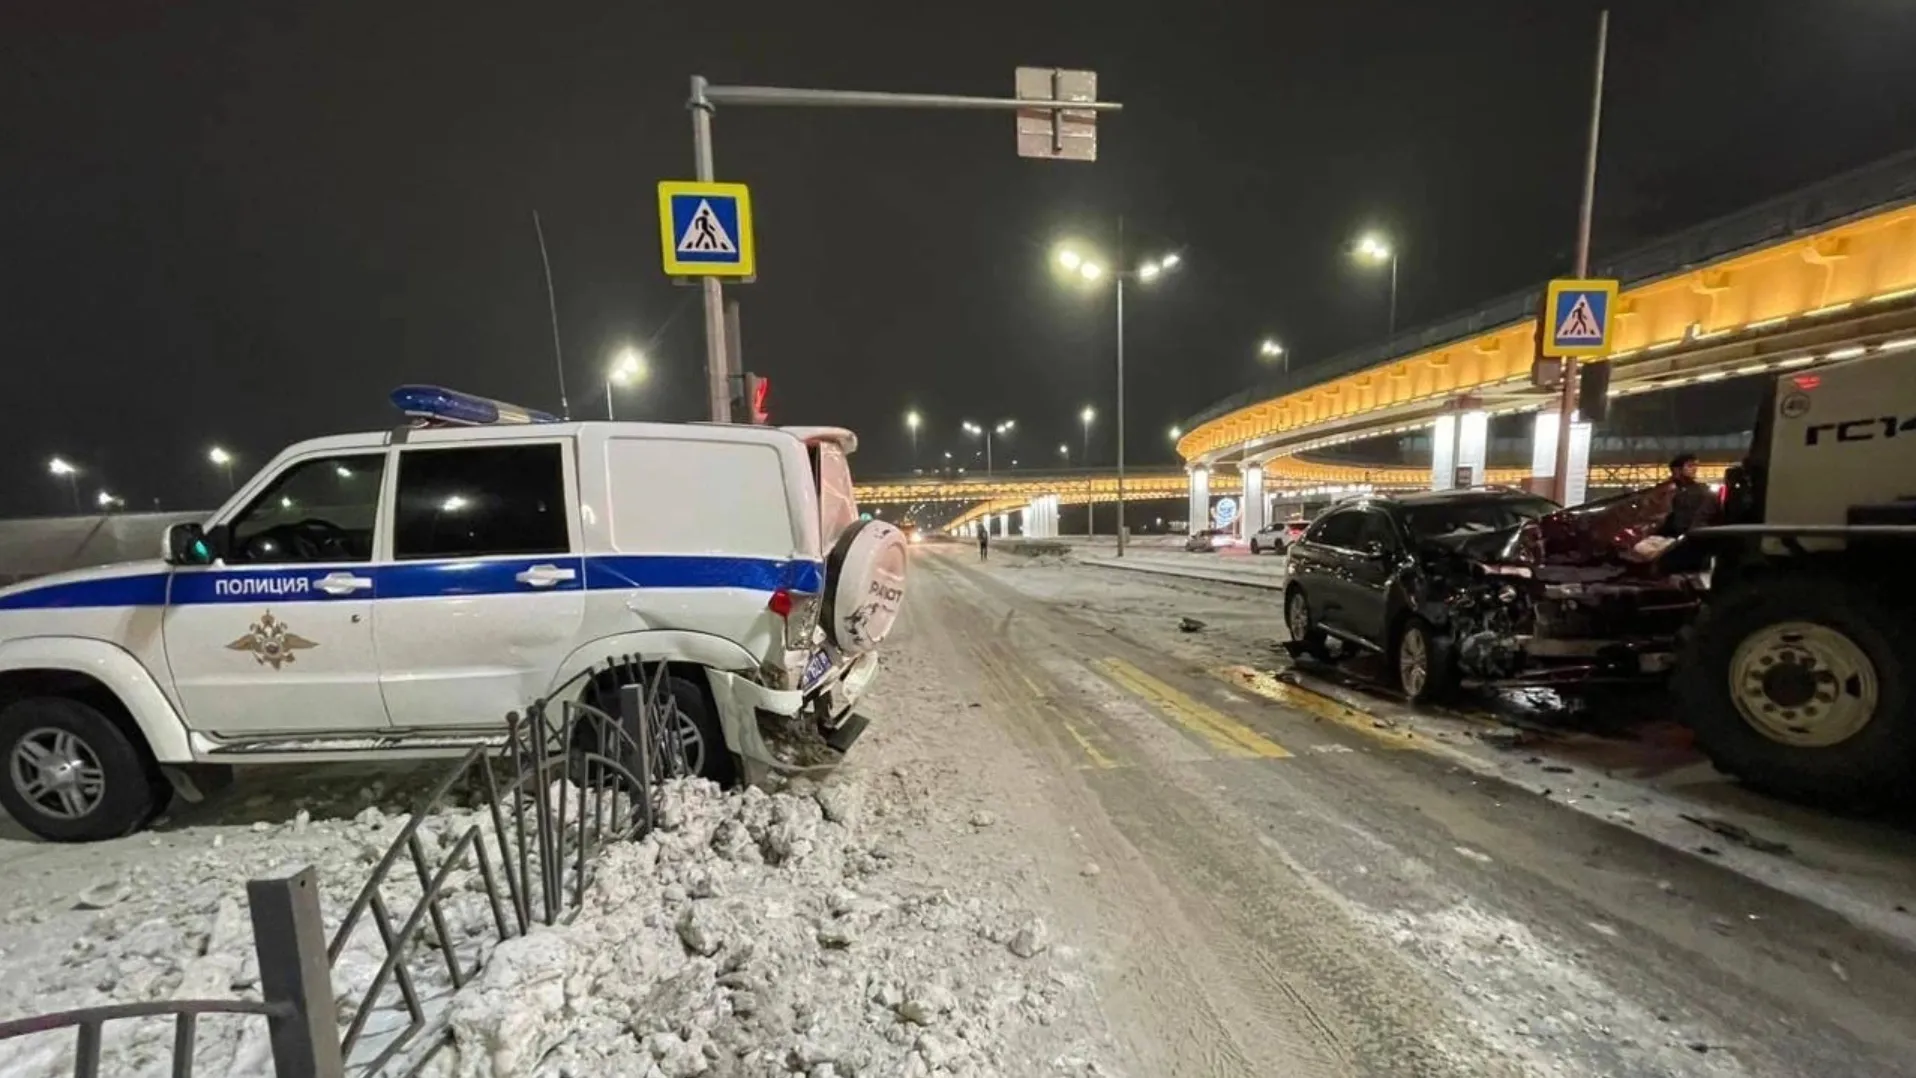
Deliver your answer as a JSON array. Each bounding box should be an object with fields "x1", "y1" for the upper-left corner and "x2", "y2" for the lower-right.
[{"x1": 165, "y1": 522, "x2": 213, "y2": 566}]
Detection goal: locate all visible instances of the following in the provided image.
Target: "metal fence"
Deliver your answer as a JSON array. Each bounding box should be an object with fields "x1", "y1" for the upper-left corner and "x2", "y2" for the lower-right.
[{"x1": 0, "y1": 656, "x2": 686, "y2": 1078}]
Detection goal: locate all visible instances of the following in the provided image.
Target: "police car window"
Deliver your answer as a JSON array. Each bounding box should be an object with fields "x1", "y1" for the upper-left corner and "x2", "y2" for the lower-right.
[
  {"x1": 227, "y1": 454, "x2": 383, "y2": 565},
  {"x1": 1305, "y1": 510, "x2": 1362, "y2": 549},
  {"x1": 394, "y1": 444, "x2": 569, "y2": 560}
]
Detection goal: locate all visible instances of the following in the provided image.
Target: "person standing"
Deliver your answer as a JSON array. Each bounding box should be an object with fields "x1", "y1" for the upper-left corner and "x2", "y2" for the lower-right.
[
  {"x1": 1664, "y1": 452, "x2": 1717, "y2": 536},
  {"x1": 978, "y1": 527, "x2": 989, "y2": 562}
]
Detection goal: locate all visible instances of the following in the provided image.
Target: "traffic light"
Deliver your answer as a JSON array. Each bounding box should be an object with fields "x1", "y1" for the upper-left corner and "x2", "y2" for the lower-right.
[
  {"x1": 736, "y1": 372, "x2": 771, "y2": 424},
  {"x1": 1577, "y1": 360, "x2": 1611, "y2": 423}
]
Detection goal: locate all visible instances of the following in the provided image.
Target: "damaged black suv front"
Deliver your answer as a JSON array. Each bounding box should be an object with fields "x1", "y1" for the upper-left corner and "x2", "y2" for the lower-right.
[
  {"x1": 1425, "y1": 483, "x2": 1710, "y2": 693},
  {"x1": 1284, "y1": 485, "x2": 1709, "y2": 701}
]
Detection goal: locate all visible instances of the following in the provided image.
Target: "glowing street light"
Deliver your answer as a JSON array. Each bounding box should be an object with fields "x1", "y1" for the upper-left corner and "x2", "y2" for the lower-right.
[
  {"x1": 1050, "y1": 241, "x2": 1184, "y2": 557},
  {"x1": 1258, "y1": 338, "x2": 1289, "y2": 375},
  {"x1": 208, "y1": 446, "x2": 236, "y2": 491},
  {"x1": 1353, "y1": 232, "x2": 1400, "y2": 334},
  {"x1": 1169, "y1": 426, "x2": 1182, "y2": 441},
  {"x1": 95, "y1": 490, "x2": 123, "y2": 513},
  {"x1": 47, "y1": 457, "x2": 80, "y2": 512},
  {"x1": 605, "y1": 347, "x2": 648, "y2": 420},
  {"x1": 962, "y1": 418, "x2": 1015, "y2": 476},
  {"x1": 905, "y1": 409, "x2": 922, "y2": 465}
]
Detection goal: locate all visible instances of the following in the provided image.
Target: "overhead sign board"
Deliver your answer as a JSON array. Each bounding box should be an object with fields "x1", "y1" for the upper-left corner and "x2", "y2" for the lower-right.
[
  {"x1": 657, "y1": 181, "x2": 756, "y2": 278},
  {"x1": 1541, "y1": 278, "x2": 1619, "y2": 358},
  {"x1": 1015, "y1": 67, "x2": 1099, "y2": 161}
]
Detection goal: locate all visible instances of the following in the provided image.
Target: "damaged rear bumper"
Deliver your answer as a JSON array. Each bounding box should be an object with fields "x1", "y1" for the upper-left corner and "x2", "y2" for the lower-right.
[{"x1": 705, "y1": 651, "x2": 882, "y2": 786}]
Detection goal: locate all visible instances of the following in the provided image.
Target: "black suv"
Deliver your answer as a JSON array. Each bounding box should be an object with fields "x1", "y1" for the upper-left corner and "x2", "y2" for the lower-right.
[{"x1": 1283, "y1": 488, "x2": 1557, "y2": 700}]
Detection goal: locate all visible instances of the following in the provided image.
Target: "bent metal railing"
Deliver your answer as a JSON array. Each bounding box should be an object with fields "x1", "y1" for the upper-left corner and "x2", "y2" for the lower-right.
[{"x1": 0, "y1": 654, "x2": 687, "y2": 1078}]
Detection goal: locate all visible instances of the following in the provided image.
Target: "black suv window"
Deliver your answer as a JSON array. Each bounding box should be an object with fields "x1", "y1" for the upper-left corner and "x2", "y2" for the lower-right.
[
  {"x1": 1400, "y1": 496, "x2": 1555, "y2": 540},
  {"x1": 1305, "y1": 510, "x2": 1363, "y2": 549},
  {"x1": 393, "y1": 444, "x2": 570, "y2": 560},
  {"x1": 227, "y1": 453, "x2": 384, "y2": 564},
  {"x1": 1359, "y1": 510, "x2": 1401, "y2": 551}
]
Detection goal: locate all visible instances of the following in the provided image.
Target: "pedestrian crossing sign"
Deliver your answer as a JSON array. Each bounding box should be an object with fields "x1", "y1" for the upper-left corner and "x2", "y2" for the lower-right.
[
  {"x1": 1541, "y1": 278, "x2": 1619, "y2": 357},
  {"x1": 657, "y1": 181, "x2": 756, "y2": 278}
]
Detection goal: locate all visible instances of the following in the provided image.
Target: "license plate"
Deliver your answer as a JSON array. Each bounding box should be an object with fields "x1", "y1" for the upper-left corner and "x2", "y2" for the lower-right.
[{"x1": 802, "y1": 648, "x2": 835, "y2": 690}]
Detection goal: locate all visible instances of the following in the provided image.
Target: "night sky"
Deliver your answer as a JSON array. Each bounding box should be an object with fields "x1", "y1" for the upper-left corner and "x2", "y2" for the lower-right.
[{"x1": 6, "y1": 2, "x2": 1916, "y2": 516}]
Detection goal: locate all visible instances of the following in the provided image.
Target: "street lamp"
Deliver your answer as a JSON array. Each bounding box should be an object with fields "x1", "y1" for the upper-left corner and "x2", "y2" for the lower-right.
[
  {"x1": 1058, "y1": 443, "x2": 1070, "y2": 462},
  {"x1": 1353, "y1": 232, "x2": 1399, "y2": 335},
  {"x1": 1053, "y1": 241, "x2": 1183, "y2": 556},
  {"x1": 1169, "y1": 426, "x2": 1182, "y2": 441},
  {"x1": 47, "y1": 457, "x2": 80, "y2": 512},
  {"x1": 1079, "y1": 405, "x2": 1095, "y2": 463},
  {"x1": 208, "y1": 446, "x2": 236, "y2": 491},
  {"x1": 95, "y1": 490, "x2": 123, "y2": 513},
  {"x1": 961, "y1": 419, "x2": 1014, "y2": 476},
  {"x1": 1258, "y1": 339, "x2": 1289, "y2": 375},
  {"x1": 605, "y1": 347, "x2": 647, "y2": 420},
  {"x1": 905, "y1": 410, "x2": 921, "y2": 467}
]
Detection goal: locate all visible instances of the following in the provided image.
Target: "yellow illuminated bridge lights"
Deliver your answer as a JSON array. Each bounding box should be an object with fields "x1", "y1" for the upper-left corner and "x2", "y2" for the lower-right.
[{"x1": 1174, "y1": 199, "x2": 1916, "y2": 468}]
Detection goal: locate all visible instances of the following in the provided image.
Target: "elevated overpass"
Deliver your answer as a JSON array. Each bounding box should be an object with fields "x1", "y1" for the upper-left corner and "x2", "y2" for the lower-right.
[{"x1": 1168, "y1": 151, "x2": 1916, "y2": 537}]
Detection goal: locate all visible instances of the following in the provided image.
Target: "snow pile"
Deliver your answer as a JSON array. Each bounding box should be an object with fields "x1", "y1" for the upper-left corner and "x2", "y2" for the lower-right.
[
  {"x1": 0, "y1": 776, "x2": 557, "y2": 1078},
  {"x1": 423, "y1": 778, "x2": 1113, "y2": 1078}
]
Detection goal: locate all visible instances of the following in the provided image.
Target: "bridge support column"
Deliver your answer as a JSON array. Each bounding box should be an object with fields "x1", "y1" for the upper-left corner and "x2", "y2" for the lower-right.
[
  {"x1": 1530, "y1": 411, "x2": 1593, "y2": 506},
  {"x1": 1187, "y1": 466, "x2": 1210, "y2": 535},
  {"x1": 996, "y1": 512, "x2": 1009, "y2": 538},
  {"x1": 1241, "y1": 465, "x2": 1265, "y2": 537},
  {"x1": 1430, "y1": 410, "x2": 1488, "y2": 490},
  {"x1": 1025, "y1": 496, "x2": 1060, "y2": 539}
]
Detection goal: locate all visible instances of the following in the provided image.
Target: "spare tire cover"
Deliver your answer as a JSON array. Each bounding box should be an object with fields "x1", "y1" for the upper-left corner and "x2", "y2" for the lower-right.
[{"x1": 822, "y1": 519, "x2": 908, "y2": 654}]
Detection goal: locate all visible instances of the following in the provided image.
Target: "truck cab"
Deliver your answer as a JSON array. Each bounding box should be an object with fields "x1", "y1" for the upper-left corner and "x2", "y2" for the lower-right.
[{"x1": 0, "y1": 387, "x2": 908, "y2": 841}]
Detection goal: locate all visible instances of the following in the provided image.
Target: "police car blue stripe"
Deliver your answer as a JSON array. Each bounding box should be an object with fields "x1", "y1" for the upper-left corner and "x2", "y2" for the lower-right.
[
  {"x1": 377, "y1": 558, "x2": 587, "y2": 599},
  {"x1": 0, "y1": 555, "x2": 824, "y2": 610},
  {"x1": 584, "y1": 555, "x2": 822, "y2": 594},
  {"x1": 0, "y1": 574, "x2": 170, "y2": 611}
]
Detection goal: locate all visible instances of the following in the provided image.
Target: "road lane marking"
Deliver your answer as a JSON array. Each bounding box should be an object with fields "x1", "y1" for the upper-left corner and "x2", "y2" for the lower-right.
[
  {"x1": 1096, "y1": 658, "x2": 1292, "y2": 759},
  {"x1": 1020, "y1": 672, "x2": 1123, "y2": 769},
  {"x1": 1214, "y1": 664, "x2": 1482, "y2": 767}
]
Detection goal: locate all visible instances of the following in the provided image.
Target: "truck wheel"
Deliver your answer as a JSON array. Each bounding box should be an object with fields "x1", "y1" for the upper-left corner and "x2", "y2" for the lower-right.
[
  {"x1": 1675, "y1": 575, "x2": 1914, "y2": 807},
  {"x1": 1284, "y1": 586, "x2": 1336, "y2": 662},
  {"x1": 1393, "y1": 616, "x2": 1459, "y2": 704},
  {"x1": 0, "y1": 696, "x2": 170, "y2": 842}
]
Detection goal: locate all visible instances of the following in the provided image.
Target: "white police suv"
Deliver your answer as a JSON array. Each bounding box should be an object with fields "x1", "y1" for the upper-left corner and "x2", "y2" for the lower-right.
[{"x1": 0, "y1": 387, "x2": 908, "y2": 841}]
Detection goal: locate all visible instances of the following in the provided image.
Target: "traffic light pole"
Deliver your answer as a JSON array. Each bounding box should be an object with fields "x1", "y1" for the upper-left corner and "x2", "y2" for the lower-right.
[{"x1": 685, "y1": 76, "x2": 1122, "y2": 423}]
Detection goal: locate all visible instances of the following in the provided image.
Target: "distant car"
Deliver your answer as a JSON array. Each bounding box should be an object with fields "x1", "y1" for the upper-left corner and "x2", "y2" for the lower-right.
[
  {"x1": 1184, "y1": 528, "x2": 1234, "y2": 552},
  {"x1": 1249, "y1": 518, "x2": 1308, "y2": 555}
]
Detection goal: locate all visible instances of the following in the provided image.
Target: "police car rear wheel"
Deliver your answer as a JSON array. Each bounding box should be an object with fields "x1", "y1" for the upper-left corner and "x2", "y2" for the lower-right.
[{"x1": 0, "y1": 696, "x2": 169, "y2": 843}]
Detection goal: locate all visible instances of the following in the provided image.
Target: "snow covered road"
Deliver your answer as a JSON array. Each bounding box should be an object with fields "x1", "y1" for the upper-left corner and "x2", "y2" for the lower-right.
[{"x1": 890, "y1": 545, "x2": 1916, "y2": 1077}]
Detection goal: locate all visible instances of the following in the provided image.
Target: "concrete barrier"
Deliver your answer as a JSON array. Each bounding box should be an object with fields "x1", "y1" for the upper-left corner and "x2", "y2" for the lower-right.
[{"x1": 0, "y1": 511, "x2": 208, "y2": 586}]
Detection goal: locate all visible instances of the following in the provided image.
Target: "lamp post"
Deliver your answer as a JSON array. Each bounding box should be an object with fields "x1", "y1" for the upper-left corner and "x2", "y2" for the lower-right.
[
  {"x1": 208, "y1": 446, "x2": 235, "y2": 491},
  {"x1": 905, "y1": 410, "x2": 921, "y2": 468},
  {"x1": 961, "y1": 419, "x2": 1014, "y2": 476},
  {"x1": 1354, "y1": 233, "x2": 1399, "y2": 335},
  {"x1": 95, "y1": 490, "x2": 123, "y2": 513},
  {"x1": 1053, "y1": 243, "x2": 1181, "y2": 557},
  {"x1": 47, "y1": 457, "x2": 80, "y2": 512},
  {"x1": 605, "y1": 347, "x2": 647, "y2": 420}
]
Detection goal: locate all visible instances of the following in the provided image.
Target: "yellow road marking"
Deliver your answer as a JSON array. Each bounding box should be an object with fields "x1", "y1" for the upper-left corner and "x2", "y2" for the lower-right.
[
  {"x1": 1062, "y1": 720, "x2": 1120, "y2": 769},
  {"x1": 1097, "y1": 658, "x2": 1292, "y2": 759},
  {"x1": 1214, "y1": 665, "x2": 1482, "y2": 767},
  {"x1": 1020, "y1": 672, "x2": 1122, "y2": 769}
]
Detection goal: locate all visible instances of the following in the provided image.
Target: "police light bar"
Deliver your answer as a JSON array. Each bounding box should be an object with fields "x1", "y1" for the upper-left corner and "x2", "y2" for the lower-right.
[{"x1": 390, "y1": 385, "x2": 559, "y2": 427}]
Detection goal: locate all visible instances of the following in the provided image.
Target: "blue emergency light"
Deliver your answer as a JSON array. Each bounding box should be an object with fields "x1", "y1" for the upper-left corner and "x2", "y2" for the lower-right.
[{"x1": 391, "y1": 385, "x2": 560, "y2": 427}]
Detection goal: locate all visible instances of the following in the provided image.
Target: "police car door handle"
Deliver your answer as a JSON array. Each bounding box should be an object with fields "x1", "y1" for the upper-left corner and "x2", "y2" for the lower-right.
[
  {"x1": 515, "y1": 564, "x2": 577, "y2": 588},
  {"x1": 315, "y1": 572, "x2": 373, "y2": 596}
]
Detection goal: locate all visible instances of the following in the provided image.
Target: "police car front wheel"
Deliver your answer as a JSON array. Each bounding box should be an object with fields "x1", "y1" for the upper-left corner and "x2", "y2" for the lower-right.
[{"x1": 0, "y1": 696, "x2": 171, "y2": 843}]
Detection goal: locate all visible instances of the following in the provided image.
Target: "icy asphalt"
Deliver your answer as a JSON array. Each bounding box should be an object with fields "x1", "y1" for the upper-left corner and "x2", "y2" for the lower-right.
[{"x1": 889, "y1": 542, "x2": 1916, "y2": 1077}]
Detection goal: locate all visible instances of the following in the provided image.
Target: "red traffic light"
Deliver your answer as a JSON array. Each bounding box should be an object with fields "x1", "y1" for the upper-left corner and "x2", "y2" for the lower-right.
[{"x1": 739, "y1": 372, "x2": 771, "y2": 424}]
